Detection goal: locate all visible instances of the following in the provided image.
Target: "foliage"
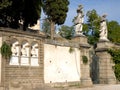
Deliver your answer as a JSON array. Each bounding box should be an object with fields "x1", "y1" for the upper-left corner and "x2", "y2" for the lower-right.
[
  {"x1": 0, "y1": 0, "x2": 42, "y2": 30},
  {"x1": 84, "y1": 9, "x2": 101, "y2": 45},
  {"x1": 114, "y1": 64, "x2": 120, "y2": 81},
  {"x1": 58, "y1": 25, "x2": 74, "y2": 39},
  {"x1": 43, "y1": 0, "x2": 69, "y2": 25},
  {"x1": 69, "y1": 47, "x2": 74, "y2": 53},
  {"x1": 82, "y1": 55, "x2": 88, "y2": 64},
  {"x1": 0, "y1": 0, "x2": 12, "y2": 9},
  {"x1": 22, "y1": 0, "x2": 42, "y2": 30},
  {"x1": 41, "y1": 18, "x2": 51, "y2": 34},
  {"x1": 82, "y1": 24, "x2": 89, "y2": 35},
  {"x1": 83, "y1": 9, "x2": 120, "y2": 45},
  {"x1": 0, "y1": 42, "x2": 12, "y2": 59},
  {"x1": 43, "y1": 0, "x2": 69, "y2": 39},
  {"x1": 107, "y1": 21, "x2": 120, "y2": 43},
  {"x1": 108, "y1": 49, "x2": 120, "y2": 64},
  {"x1": 108, "y1": 49, "x2": 120, "y2": 81}
]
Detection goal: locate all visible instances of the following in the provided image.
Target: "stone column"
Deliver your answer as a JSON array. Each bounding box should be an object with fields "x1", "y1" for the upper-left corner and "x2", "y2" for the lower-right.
[
  {"x1": 96, "y1": 41, "x2": 116, "y2": 84},
  {"x1": 72, "y1": 35, "x2": 93, "y2": 86}
]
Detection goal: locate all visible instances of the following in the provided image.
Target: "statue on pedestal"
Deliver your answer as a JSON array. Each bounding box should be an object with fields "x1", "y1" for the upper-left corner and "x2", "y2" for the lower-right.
[
  {"x1": 99, "y1": 14, "x2": 109, "y2": 41},
  {"x1": 74, "y1": 5, "x2": 84, "y2": 36}
]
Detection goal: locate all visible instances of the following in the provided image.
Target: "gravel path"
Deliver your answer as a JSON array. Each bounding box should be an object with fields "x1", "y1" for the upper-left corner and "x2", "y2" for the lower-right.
[
  {"x1": 69, "y1": 84, "x2": 120, "y2": 90},
  {"x1": 1, "y1": 84, "x2": 120, "y2": 90}
]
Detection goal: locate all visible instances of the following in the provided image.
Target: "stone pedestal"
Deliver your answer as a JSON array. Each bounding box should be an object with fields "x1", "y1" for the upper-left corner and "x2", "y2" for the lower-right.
[
  {"x1": 96, "y1": 41, "x2": 116, "y2": 84},
  {"x1": 80, "y1": 64, "x2": 93, "y2": 86},
  {"x1": 72, "y1": 35, "x2": 88, "y2": 45},
  {"x1": 72, "y1": 35, "x2": 93, "y2": 86}
]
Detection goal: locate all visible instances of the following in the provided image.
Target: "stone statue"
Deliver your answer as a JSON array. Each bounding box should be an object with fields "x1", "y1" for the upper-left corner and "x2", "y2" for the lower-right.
[
  {"x1": 74, "y1": 5, "x2": 84, "y2": 36},
  {"x1": 31, "y1": 47, "x2": 37, "y2": 57},
  {"x1": 21, "y1": 47, "x2": 27, "y2": 56},
  {"x1": 11, "y1": 45, "x2": 17, "y2": 56},
  {"x1": 99, "y1": 14, "x2": 109, "y2": 41}
]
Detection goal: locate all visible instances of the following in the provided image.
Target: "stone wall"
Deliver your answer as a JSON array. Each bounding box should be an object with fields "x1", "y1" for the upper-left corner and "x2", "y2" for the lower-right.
[
  {"x1": 0, "y1": 27, "x2": 45, "y2": 88},
  {"x1": 44, "y1": 44, "x2": 81, "y2": 83},
  {"x1": 5, "y1": 66, "x2": 43, "y2": 86},
  {"x1": 0, "y1": 27, "x2": 93, "y2": 89}
]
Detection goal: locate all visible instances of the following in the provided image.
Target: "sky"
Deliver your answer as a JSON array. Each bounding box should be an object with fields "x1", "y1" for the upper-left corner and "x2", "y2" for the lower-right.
[{"x1": 64, "y1": 0, "x2": 120, "y2": 26}]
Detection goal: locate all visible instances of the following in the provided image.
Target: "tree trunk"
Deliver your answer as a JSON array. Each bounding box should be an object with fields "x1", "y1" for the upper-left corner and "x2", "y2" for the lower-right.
[{"x1": 50, "y1": 20, "x2": 55, "y2": 40}]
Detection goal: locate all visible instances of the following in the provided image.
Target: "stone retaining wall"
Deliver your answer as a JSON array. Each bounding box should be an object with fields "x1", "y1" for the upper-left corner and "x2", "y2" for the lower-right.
[
  {"x1": 0, "y1": 27, "x2": 92, "y2": 89},
  {"x1": 0, "y1": 27, "x2": 45, "y2": 88}
]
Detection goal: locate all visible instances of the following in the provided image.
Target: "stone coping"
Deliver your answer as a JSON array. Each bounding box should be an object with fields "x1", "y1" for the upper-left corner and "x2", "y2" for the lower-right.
[
  {"x1": 45, "y1": 39, "x2": 91, "y2": 48},
  {"x1": 79, "y1": 44, "x2": 91, "y2": 48},
  {"x1": 0, "y1": 27, "x2": 46, "y2": 38},
  {"x1": 6, "y1": 65, "x2": 41, "y2": 68},
  {"x1": 45, "y1": 39, "x2": 80, "y2": 48},
  {"x1": 95, "y1": 48, "x2": 108, "y2": 52}
]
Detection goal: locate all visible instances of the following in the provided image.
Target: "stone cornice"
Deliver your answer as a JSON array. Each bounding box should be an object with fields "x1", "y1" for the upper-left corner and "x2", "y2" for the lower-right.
[{"x1": 0, "y1": 27, "x2": 46, "y2": 39}]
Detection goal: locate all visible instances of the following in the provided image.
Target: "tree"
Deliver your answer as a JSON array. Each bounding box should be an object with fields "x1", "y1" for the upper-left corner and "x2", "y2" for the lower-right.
[
  {"x1": 84, "y1": 9, "x2": 101, "y2": 45},
  {"x1": 107, "y1": 21, "x2": 120, "y2": 43},
  {"x1": 82, "y1": 23, "x2": 89, "y2": 35},
  {"x1": 0, "y1": 0, "x2": 42, "y2": 30},
  {"x1": 84, "y1": 9, "x2": 120, "y2": 45},
  {"x1": 0, "y1": 0, "x2": 12, "y2": 9},
  {"x1": 22, "y1": 0, "x2": 42, "y2": 30},
  {"x1": 41, "y1": 18, "x2": 51, "y2": 34},
  {"x1": 58, "y1": 25, "x2": 74, "y2": 39},
  {"x1": 43, "y1": 0, "x2": 69, "y2": 39},
  {"x1": 0, "y1": 0, "x2": 12, "y2": 27}
]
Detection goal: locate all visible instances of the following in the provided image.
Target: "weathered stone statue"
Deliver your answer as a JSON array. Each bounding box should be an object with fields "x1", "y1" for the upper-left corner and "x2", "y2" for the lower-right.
[
  {"x1": 74, "y1": 5, "x2": 84, "y2": 36},
  {"x1": 99, "y1": 14, "x2": 109, "y2": 41},
  {"x1": 11, "y1": 45, "x2": 17, "y2": 56},
  {"x1": 21, "y1": 47, "x2": 27, "y2": 56},
  {"x1": 31, "y1": 47, "x2": 37, "y2": 57}
]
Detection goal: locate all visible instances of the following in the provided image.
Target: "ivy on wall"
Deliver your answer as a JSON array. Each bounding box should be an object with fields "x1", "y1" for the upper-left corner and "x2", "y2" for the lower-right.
[
  {"x1": 0, "y1": 42, "x2": 12, "y2": 59},
  {"x1": 69, "y1": 47, "x2": 74, "y2": 53},
  {"x1": 82, "y1": 55, "x2": 88, "y2": 64},
  {"x1": 108, "y1": 48, "x2": 120, "y2": 81}
]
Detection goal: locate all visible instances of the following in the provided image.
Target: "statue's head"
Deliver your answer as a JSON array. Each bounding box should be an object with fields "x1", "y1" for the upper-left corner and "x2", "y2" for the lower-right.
[
  {"x1": 77, "y1": 4, "x2": 83, "y2": 13},
  {"x1": 78, "y1": 5, "x2": 83, "y2": 9},
  {"x1": 102, "y1": 14, "x2": 107, "y2": 18},
  {"x1": 101, "y1": 14, "x2": 107, "y2": 22}
]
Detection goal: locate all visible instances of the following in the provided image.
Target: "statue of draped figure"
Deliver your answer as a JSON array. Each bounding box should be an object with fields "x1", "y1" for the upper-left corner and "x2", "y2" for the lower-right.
[
  {"x1": 99, "y1": 14, "x2": 109, "y2": 41},
  {"x1": 74, "y1": 5, "x2": 84, "y2": 36}
]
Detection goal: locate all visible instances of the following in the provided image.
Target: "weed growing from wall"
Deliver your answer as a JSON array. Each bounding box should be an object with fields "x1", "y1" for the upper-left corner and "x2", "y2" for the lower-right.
[
  {"x1": 82, "y1": 55, "x2": 88, "y2": 64},
  {"x1": 69, "y1": 47, "x2": 75, "y2": 53}
]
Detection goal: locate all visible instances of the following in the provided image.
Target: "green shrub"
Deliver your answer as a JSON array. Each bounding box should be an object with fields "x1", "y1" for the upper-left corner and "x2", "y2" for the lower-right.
[
  {"x1": 108, "y1": 49, "x2": 120, "y2": 64},
  {"x1": 0, "y1": 42, "x2": 12, "y2": 59},
  {"x1": 114, "y1": 64, "x2": 120, "y2": 81},
  {"x1": 108, "y1": 49, "x2": 120, "y2": 81}
]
